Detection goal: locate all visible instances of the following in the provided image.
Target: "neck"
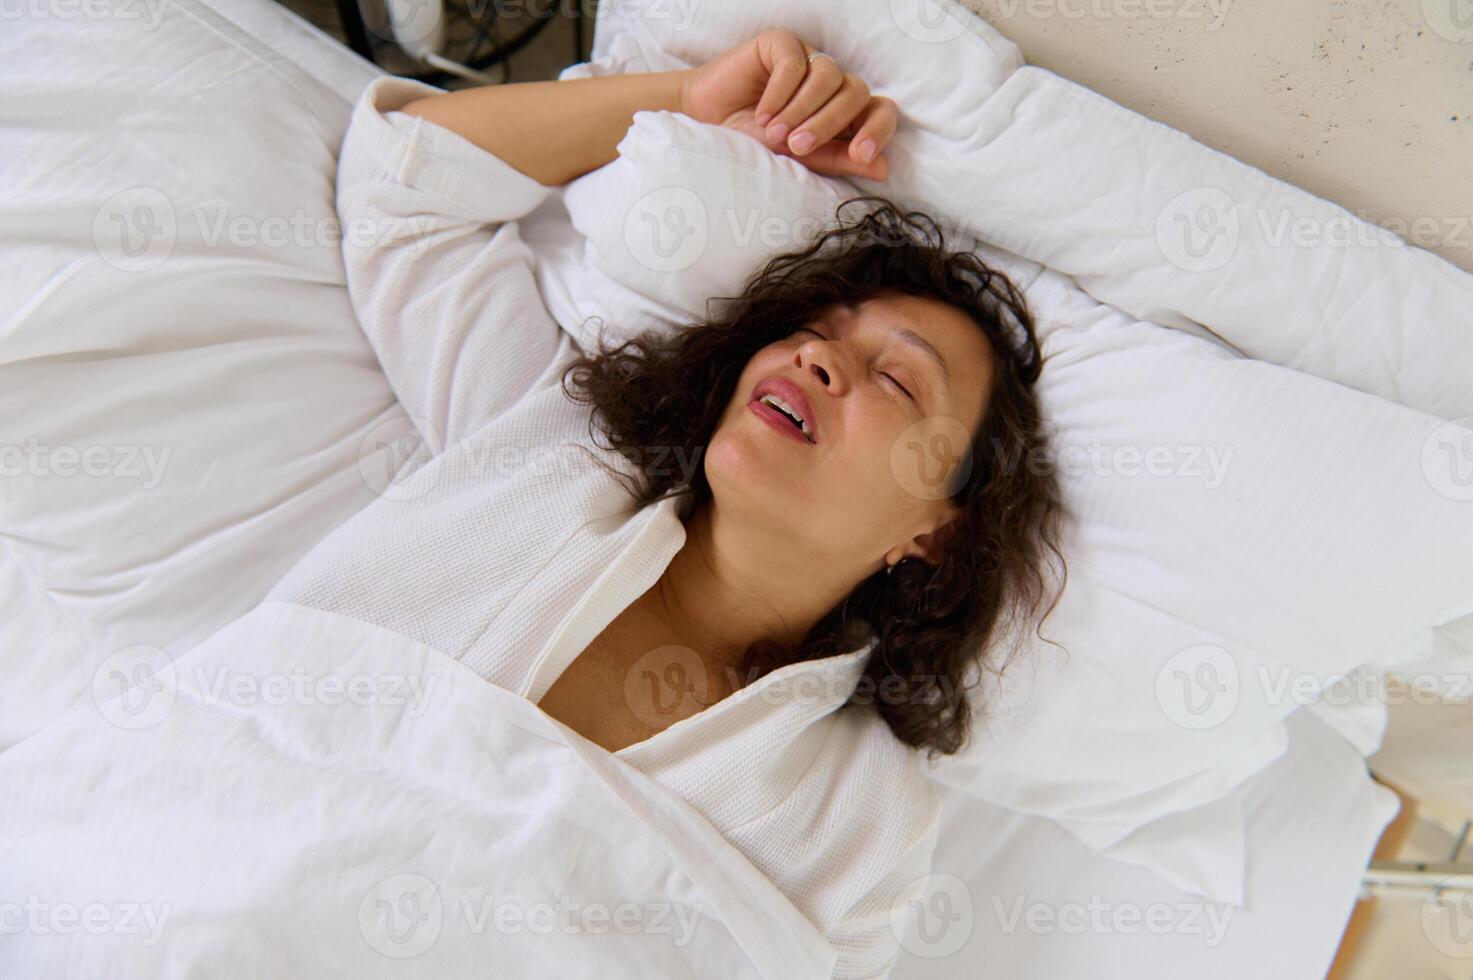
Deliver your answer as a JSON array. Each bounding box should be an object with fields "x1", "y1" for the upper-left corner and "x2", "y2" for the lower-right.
[{"x1": 641, "y1": 499, "x2": 853, "y2": 679}]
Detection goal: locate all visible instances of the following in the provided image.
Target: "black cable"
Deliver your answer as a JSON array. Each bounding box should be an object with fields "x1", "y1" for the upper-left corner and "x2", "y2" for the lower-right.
[
  {"x1": 336, "y1": 0, "x2": 572, "y2": 88},
  {"x1": 465, "y1": 0, "x2": 510, "y2": 77},
  {"x1": 333, "y1": 0, "x2": 376, "y2": 59},
  {"x1": 398, "y1": 12, "x2": 551, "y2": 86},
  {"x1": 572, "y1": 0, "x2": 583, "y2": 63}
]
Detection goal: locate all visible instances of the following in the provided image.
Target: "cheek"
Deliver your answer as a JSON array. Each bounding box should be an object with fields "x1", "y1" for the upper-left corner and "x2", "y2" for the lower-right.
[
  {"x1": 876, "y1": 412, "x2": 964, "y2": 512},
  {"x1": 820, "y1": 412, "x2": 918, "y2": 516}
]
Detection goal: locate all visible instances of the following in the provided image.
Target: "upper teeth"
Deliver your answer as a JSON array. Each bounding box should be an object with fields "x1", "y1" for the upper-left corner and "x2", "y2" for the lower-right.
[{"x1": 760, "y1": 395, "x2": 814, "y2": 441}]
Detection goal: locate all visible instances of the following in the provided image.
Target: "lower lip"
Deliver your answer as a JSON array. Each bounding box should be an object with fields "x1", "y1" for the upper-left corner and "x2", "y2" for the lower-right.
[{"x1": 749, "y1": 399, "x2": 813, "y2": 445}]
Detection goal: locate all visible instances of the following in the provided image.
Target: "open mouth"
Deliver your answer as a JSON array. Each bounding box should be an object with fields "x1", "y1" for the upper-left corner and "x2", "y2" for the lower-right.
[
  {"x1": 750, "y1": 396, "x2": 815, "y2": 444},
  {"x1": 750, "y1": 376, "x2": 819, "y2": 444}
]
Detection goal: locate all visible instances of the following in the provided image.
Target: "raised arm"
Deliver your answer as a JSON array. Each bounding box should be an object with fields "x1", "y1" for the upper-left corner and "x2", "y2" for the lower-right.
[
  {"x1": 338, "y1": 28, "x2": 899, "y2": 455},
  {"x1": 397, "y1": 70, "x2": 687, "y2": 187},
  {"x1": 397, "y1": 27, "x2": 898, "y2": 187}
]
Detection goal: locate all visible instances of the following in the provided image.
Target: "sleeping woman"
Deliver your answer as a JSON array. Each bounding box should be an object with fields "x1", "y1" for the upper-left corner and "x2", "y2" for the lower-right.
[{"x1": 270, "y1": 26, "x2": 1064, "y2": 978}]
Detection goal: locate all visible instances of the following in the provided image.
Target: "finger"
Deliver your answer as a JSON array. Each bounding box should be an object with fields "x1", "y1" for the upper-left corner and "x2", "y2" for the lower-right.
[
  {"x1": 763, "y1": 53, "x2": 845, "y2": 148},
  {"x1": 843, "y1": 96, "x2": 899, "y2": 168},
  {"x1": 784, "y1": 74, "x2": 871, "y2": 157},
  {"x1": 783, "y1": 138, "x2": 890, "y2": 181},
  {"x1": 752, "y1": 30, "x2": 811, "y2": 129}
]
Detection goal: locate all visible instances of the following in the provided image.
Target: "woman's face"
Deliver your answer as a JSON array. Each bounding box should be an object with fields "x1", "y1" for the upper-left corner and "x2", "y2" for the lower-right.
[{"x1": 705, "y1": 289, "x2": 996, "y2": 578}]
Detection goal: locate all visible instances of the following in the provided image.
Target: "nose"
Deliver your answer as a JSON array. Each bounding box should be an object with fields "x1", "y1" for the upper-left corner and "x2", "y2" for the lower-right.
[{"x1": 796, "y1": 337, "x2": 840, "y2": 391}]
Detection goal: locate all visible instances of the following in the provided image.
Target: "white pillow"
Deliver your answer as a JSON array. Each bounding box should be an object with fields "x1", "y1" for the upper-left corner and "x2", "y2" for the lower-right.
[{"x1": 529, "y1": 101, "x2": 1473, "y2": 903}]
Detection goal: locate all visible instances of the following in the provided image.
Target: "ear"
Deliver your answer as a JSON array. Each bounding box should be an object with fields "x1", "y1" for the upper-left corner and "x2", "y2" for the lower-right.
[{"x1": 906, "y1": 500, "x2": 965, "y2": 568}]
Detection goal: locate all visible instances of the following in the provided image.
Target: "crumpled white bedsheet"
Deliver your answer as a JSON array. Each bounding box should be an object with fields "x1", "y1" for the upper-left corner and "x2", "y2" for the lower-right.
[{"x1": 0, "y1": 602, "x2": 840, "y2": 979}]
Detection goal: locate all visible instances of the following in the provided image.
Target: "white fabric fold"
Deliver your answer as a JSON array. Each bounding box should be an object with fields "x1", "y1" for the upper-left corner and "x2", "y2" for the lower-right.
[{"x1": 0, "y1": 601, "x2": 838, "y2": 979}]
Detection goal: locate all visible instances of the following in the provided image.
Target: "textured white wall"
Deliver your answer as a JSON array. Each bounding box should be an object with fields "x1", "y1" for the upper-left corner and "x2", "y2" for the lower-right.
[{"x1": 963, "y1": 0, "x2": 1473, "y2": 273}]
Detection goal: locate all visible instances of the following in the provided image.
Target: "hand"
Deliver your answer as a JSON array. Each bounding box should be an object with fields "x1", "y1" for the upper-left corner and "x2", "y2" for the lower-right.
[{"x1": 678, "y1": 28, "x2": 898, "y2": 181}]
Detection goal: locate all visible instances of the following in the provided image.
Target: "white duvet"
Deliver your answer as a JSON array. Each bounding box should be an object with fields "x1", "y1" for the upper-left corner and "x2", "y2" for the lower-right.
[{"x1": 0, "y1": 602, "x2": 838, "y2": 979}]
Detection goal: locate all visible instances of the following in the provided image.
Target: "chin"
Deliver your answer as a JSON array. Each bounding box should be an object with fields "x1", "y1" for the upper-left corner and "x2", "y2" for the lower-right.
[{"x1": 705, "y1": 431, "x2": 811, "y2": 504}]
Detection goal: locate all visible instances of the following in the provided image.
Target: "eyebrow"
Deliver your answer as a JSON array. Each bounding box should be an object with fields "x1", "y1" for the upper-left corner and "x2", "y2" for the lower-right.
[
  {"x1": 894, "y1": 327, "x2": 953, "y2": 401},
  {"x1": 829, "y1": 303, "x2": 954, "y2": 402}
]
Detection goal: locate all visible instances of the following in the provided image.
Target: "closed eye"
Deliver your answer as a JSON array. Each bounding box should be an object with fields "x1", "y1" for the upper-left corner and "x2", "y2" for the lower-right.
[
  {"x1": 884, "y1": 371, "x2": 915, "y2": 401},
  {"x1": 796, "y1": 326, "x2": 915, "y2": 401}
]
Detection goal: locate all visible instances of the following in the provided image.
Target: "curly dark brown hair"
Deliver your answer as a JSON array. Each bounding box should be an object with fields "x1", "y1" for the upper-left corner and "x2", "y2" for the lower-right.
[{"x1": 560, "y1": 195, "x2": 1066, "y2": 760}]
